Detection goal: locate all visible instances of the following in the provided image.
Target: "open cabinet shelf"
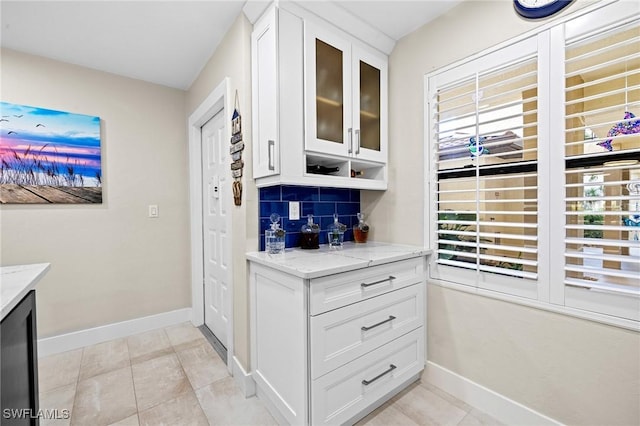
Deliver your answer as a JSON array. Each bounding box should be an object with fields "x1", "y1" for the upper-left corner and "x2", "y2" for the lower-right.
[{"x1": 304, "y1": 152, "x2": 387, "y2": 189}]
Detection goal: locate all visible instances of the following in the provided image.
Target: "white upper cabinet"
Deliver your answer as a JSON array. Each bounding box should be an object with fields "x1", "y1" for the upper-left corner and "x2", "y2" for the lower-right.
[
  {"x1": 305, "y1": 21, "x2": 387, "y2": 163},
  {"x1": 252, "y1": 7, "x2": 279, "y2": 179},
  {"x1": 250, "y1": 3, "x2": 389, "y2": 190}
]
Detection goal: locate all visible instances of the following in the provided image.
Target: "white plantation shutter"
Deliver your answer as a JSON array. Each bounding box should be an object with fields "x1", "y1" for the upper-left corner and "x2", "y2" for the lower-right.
[
  {"x1": 427, "y1": 1, "x2": 640, "y2": 327},
  {"x1": 428, "y1": 36, "x2": 540, "y2": 298},
  {"x1": 562, "y1": 18, "x2": 640, "y2": 321}
]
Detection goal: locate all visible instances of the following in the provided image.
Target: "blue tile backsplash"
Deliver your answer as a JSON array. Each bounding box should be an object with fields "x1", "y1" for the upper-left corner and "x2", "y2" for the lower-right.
[{"x1": 259, "y1": 185, "x2": 361, "y2": 251}]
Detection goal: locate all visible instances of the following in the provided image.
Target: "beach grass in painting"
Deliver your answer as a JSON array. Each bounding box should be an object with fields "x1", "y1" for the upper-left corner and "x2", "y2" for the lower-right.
[{"x1": 0, "y1": 101, "x2": 102, "y2": 204}]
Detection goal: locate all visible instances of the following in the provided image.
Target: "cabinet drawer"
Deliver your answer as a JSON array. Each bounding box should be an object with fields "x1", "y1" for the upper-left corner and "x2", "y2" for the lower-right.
[
  {"x1": 310, "y1": 257, "x2": 424, "y2": 315},
  {"x1": 310, "y1": 284, "x2": 423, "y2": 380},
  {"x1": 311, "y1": 328, "x2": 424, "y2": 426}
]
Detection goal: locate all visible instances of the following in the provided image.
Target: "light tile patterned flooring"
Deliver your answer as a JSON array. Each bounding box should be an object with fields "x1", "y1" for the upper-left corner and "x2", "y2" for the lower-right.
[{"x1": 38, "y1": 323, "x2": 501, "y2": 426}]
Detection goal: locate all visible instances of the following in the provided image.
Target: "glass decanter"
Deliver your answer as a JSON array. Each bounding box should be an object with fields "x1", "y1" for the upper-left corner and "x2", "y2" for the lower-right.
[
  {"x1": 353, "y1": 212, "x2": 370, "y2": 243},
  {"x1": 327, "y1": 213, "x2": 346, "y2": 249},
  {"x1": 265, "y1": 213, "x2": 285, "y2": 254},
  {"x1": 300, "y1": 214, "x2": 320, "y2": 249}
]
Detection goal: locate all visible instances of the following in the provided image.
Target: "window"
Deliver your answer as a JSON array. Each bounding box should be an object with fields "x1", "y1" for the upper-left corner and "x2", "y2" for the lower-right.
[
  {"x1": 427, "y1": 1, "x2": 640, "y2": 325},
  {"x1": 428, "y1": 37, "x2": 540, "y2": 298},
  {"x1": 561, "y1": 18, "x2": 640, "y2": 321}
]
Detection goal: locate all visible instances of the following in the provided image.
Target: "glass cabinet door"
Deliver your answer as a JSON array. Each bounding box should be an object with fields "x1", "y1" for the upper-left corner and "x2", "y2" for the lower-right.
[
  {"x1": 359, "y1": 60, "x2": 381, "y2": 153},
  {"x1": 305, "y1": 23, "x2": 352, "y2": 156},
  {"x1": 315, "y1": 39, "x2": 344, "y2": 145},
  {"x1": 305, "y1": 23, "x2": 387, "y2": 162},
  {"x1": 353, "y1": 47, "x2": 387, "y2": 162}
]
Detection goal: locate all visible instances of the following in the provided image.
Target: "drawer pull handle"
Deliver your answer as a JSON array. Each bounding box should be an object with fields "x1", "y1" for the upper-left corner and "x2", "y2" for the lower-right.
[
  {"x1": 361, "y1": 315, "x2": 396, "y2": 331},
  {"x1": 361, "y1": 275, "x2": 396, "y2": 288},
  {"x1": 362, "y1": 364, "x2": 397, "y2": 386}
]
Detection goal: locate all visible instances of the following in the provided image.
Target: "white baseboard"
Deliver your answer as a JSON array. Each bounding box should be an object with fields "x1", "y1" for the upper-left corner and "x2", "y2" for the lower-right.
[
  {"x1": 424, "y1": 361, "x2": 562, "y2": 426},
  {"x1": 256, "y1": 385, "x2": 288, "y2": 425},
  {"x1": 233, "y1": 356, "x2": 256, "y2": 398},
  {"x1": 38, "y1": 308, "x2": 192, "y2": 357}
]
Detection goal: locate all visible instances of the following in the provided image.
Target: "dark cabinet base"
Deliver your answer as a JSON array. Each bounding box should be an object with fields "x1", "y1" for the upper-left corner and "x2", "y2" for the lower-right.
[{"x1": 1, "y1": 290, "x2": 39, "y2": 426}]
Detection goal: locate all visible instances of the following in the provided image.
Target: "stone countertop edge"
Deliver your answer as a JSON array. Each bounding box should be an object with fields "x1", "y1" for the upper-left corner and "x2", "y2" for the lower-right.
[
  {"x1": 246, "y1": 242, "x2": 431, "y2": 279},
  {"x1": 1, "y1": 263, "x2": 50, "y2": 321}
]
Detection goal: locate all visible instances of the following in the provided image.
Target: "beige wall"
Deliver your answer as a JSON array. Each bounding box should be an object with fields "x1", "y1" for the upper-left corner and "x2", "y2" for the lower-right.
[
  {"x1": 0, "y1": 48, "x2": 190, "y2": 337},
  {"x1": 364, "y1": 1, "x2": 640, "y2": 424},
  {"x1": 429, "y1": 285, "x2": 639, "y2": 425},
  {"x1": 186, "y1": 13, "x2": 257, "y2": 369},
  {"x1": 0, "y1": 11, "x2": 257, "y2": 371}
]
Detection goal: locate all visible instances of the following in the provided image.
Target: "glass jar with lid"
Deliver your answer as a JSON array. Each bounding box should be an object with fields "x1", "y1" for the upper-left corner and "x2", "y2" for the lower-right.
[
  {"x1": 300, "y1": 214, "x2": 320, "y2": 249},
  {"x1": 327, "y1": 213, "x2": 346, "y2": 249},
  {"x1": 353, "y1": 212, "x2": 370, "y2": 243},
  {"x1": 265, "y1": 213, "x2": 285, "y2": 254}
]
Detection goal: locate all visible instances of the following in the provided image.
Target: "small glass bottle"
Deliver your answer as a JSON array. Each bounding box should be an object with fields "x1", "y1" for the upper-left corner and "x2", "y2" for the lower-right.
[
  {"x1": 327, "y1": 213, "x2": 346, "y2": 249},
  {"x1": 265, "y1": 213, "x2": 285, "y2": 254},
  {"x1": 300, "y1": 214, "x2": 320, "y2": 249},
  {"x1": 353, "y1": 212, "x2": 370, "y2": 243}
]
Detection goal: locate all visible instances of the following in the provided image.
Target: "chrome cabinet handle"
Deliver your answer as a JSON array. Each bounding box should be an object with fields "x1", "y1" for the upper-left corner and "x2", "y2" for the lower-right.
[
  {"x1": 361, "y1": 315, "x2": 396, "y2": 331},
  {"x1": 362, "y1": 364, "x2": 396, "y2": 386},
  {"x1": 355, "y1": 129, "x2": 361, "y2": 154},
  {"x1": 361, "y1": 275, "x2": 396, "y2": 288},
  {"x1": 268, "y1": 140, "x2": 275, "y2": 171},
  {"x1": 348, "y1": 128, "x2": 353, "y2": 153}
]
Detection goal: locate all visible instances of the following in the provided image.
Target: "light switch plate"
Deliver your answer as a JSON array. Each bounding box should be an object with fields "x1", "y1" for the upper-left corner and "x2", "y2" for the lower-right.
[
  {"x1": 289, "y1": 201, "x2": 300, "y2": 220},
  {"x1": 148, "y1": 205, "x2": 159, "y2": 218}
]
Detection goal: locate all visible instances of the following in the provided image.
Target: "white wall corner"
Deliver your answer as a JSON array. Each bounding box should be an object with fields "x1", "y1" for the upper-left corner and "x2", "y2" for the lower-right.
[
  {"x1": 233, "y1": 356, "x2": 256, "y2": 397},
  {"x1": 423, "y1": 361, "x2": 562, "y2": 426},
  {"x1": 37, "y1": 308, "x2": 192, "y2": 358}
]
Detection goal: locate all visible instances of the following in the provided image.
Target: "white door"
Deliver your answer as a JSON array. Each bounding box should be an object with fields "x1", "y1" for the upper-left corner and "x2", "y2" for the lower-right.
[{"x1": 202, "y1": 110, "x2": 229, "y2": 347}]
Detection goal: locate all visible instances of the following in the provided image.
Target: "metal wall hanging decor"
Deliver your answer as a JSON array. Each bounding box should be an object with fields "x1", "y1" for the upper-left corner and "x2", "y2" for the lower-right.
[{"x1": 230, "y1": 91, "x2": 244, "y2": 206}]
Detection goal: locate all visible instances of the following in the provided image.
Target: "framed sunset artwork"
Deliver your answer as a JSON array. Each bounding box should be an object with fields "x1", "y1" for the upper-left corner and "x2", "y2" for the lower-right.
[{"x1": 0, "y1": 102, "x2": 102, "y2": 204}]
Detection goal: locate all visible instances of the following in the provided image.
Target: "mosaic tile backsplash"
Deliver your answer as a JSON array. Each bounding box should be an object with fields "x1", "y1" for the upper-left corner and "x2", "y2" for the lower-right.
[{"x1": 259, "y1": 185, "x2": 361, "y2": 251}]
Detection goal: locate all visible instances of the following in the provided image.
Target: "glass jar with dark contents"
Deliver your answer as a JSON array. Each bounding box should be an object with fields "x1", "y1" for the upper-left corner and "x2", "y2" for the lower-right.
[
  {"x1": 300, "y1": 214, "x2": 320, "y2": 249},
  {"x1": 353, "y1": 212, "x2": 369, "y2": 243}
]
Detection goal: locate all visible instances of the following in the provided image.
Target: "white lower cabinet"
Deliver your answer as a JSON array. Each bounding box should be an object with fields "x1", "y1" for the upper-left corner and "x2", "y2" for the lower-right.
[
  {"x1": 249, "y1": 253, "x2": 427, "y2": 425},
  {"x1": 311, "y1": 329, "x2": 424, "y2": 425},
  {"x1": 310, "y1": 284, "x2": 424, "y2": 380}
]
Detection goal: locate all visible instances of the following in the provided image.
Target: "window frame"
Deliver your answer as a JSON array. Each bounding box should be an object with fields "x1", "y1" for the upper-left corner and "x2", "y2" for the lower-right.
[
  {"x1": 424, "y1": 0, "x2": 640, "y2": 331},
  {"x1": 549, "y1": 13, "x2": 640, "y2": 322},
  {"x1": 427, "y1": 35, "x2": 544, "y2": 299}
]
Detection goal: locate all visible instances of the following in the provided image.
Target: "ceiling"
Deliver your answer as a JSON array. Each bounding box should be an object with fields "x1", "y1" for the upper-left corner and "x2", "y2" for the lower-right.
[{"x1": 0, "y1": 1, "x2": 461, "y2": 90}]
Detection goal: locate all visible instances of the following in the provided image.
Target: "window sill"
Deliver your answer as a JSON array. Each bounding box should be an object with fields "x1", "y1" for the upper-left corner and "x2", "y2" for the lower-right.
[{"x1": 428, "y1": 278, "x2": 640, "y2": 332}]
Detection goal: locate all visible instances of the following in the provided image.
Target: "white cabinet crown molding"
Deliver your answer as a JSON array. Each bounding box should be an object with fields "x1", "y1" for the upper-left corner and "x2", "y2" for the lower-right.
[
  {"x1": 243, "y1": 0, "x2": 271, "y2": 23},
  {"x1": 245, "y1": 0, "x2": 396, "y2": 55}
]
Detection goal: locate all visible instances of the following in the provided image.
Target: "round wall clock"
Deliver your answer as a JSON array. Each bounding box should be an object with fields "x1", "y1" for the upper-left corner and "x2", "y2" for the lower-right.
[{"x1": 514, "y1": 0, "x2": 573, "y2": 19}]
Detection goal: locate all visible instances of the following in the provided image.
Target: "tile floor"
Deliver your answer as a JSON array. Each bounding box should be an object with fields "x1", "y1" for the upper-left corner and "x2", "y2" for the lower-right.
[{"x1": 38, "y1": 323, "x2": 501, "y2": 426}]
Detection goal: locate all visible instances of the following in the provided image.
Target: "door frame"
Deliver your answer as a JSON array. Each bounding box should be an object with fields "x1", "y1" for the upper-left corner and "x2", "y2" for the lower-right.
[{"x1": 188, "y1": 78, "x2": 233, "y2": 372}]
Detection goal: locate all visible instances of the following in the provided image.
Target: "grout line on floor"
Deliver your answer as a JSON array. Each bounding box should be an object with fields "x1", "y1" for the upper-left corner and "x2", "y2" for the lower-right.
[
  {"x1": 68, "y1": 347, "x2": 84, "y2": 426},
  {"x1": 126, "y1": 335, "x2": 142, "y2": 424}
]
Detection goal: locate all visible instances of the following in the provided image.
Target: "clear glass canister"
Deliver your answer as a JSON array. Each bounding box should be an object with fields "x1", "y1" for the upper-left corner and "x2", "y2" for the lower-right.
[
  {"x1": 327, "y1": 213, "x2": 346, "y2": 249},
  {"x1": 353, "y1": 212, "x2": 370, "y2": 243},
  {"x1": 300, "y1": 214, "x2": 320, "y2": 249},
  {"x1": 265, "y1": 213, "x2": 285, "y2": 254}
]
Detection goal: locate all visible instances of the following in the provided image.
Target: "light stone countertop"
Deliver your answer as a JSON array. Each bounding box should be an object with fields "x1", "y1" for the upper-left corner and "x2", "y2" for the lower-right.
[
  {"x1": 246, "y1": 242, "x2": 431, "y2": 279},
  {"x1": 1, "y1": 263, "x2": 50, "y2": 320}
]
